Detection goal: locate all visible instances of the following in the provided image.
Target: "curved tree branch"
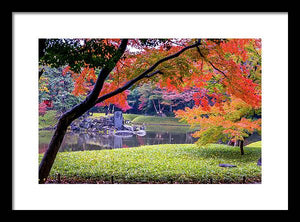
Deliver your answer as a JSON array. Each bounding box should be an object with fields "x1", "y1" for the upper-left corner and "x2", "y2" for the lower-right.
[
  {"x1": 94, "y1": 40, "x2": 201, "y2": 105},
  {"x1": 196, "y1": 45, "x2": 228, "y2": 78},
  {"x1": 60, "y1": 39, "x2": 128, "y2": 122}
]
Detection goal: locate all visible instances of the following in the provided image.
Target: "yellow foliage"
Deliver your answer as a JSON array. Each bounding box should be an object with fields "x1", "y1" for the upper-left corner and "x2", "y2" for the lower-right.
[{"x1": 175, "y1": 96, "x2": 261, "y2": 144}]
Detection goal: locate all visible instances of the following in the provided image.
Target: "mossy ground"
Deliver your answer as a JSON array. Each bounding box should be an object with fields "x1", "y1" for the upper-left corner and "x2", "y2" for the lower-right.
[{"x1": 39, "y1": 142, "x2": 261, "y2": 184}]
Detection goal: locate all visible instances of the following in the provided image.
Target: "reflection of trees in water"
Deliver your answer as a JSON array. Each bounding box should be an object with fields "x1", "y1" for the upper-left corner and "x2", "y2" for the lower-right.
[
  {"x1": 185, "y1": 132, "x2": 195, "y2": 143},
  {"x1": 39, "y1": 129, "x2": 198, "y2": 153},
  {"x1": 243, "y1": 132, "x2": 261, "y2": 146},
  {"x1": 136, "y1": 135, "x2": 145, "y2": 146},
  {"x1": 114, "y1": 136, "x2": 122, "y2": 148},
  {"x1": 62, "y1": 131, "x2": 196, "y2": 151},
  {"x1": 122, "y1": 135, "x2": 141, "y2": 148},
  {"x1": 59, "y1": 132, "x2": 122, "y2": 152},
  {"x1": 138, "y1": 131, "x2": 196, "y2": 146},
  {"x1": 39, "y1": 129, "x2": 259, "y2": 154},
  {"x1": 39, "y1": 144, "x2": 48, "y2": 154}
]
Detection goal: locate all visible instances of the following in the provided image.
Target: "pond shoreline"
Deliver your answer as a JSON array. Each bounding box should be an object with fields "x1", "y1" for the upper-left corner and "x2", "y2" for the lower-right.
[
  {"x1": 126, "y1": 123, "x2": 191, "y2": 127},
  {"x1": 39, "y1": 125, "x2": 198, "y2": 153},
  {"x1": 39, "y1": 123, "x2": 193, "y2": 131}
]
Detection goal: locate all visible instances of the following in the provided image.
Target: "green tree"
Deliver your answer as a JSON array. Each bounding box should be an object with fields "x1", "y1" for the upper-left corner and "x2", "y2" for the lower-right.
[{"x1": 39, "y1": 66, "x2": 83, "y2": 113}]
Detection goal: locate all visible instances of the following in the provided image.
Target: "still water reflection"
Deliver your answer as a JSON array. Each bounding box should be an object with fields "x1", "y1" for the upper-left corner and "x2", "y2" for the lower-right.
[
  {"x1": 39, "y1": 128, "x2": 261, "y2": 154},
  {"x1": 39, "y1": 130, "x2": 197, "y2": 153}
]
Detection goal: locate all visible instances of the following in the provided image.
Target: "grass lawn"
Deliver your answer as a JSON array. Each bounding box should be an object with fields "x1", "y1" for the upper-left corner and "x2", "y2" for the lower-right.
[
  {"x1": 89, "y1": 112, "x2": 107, "y2": 119},
  {"x1": 39, "y1": 141, "x2": 261, "y2": 184},
  {"x1": 131, "y1": 115, "x2": 188, "y2": 125},
  {"x1": 90, "y1": 113, "x2": 141, "y2": 121},
  {"x1": 144, "y1": 124, "x2": 197, "y2": 133}
]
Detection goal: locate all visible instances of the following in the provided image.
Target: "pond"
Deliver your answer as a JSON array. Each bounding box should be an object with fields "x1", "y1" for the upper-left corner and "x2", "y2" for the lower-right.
[
  {"x1": 39, "y1": 126, "x2": 198, "y2": 153},
  {"x1": 39, "y1": 126, "x2": 261, "y2": 153}
]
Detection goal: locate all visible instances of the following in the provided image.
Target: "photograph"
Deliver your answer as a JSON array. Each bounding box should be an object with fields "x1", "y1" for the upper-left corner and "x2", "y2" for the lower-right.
[{"x1": 38, "y1": 38, "x2": 262, "y2": 184}]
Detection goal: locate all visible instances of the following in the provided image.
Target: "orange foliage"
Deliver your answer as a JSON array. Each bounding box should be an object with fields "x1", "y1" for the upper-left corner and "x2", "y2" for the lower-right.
[
  {"x1": 156, "y1": 39, "x2": 261, "y2": 112},
  {"x1": 96, "y1": 81, "x2": 131, "y2": 111},
  {"x1": 59, "y1": 38, "x2": 261, "y2": 137},
  {"x1": 62, "y1": 63, "x2": 131, "y2": 111},
  {"x1": 175, "y1": 96, "x2": 261, "y2": 143},
  {"x1": 219, "y1": 39, "x2": 251, "y2": 62},
  {"x1": 72, "y1": 66, "x2": 97, "y2": 96}
]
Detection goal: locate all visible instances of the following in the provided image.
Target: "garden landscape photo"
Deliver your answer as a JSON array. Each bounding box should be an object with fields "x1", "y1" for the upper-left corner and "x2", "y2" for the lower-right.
[{"x1": 38, "y1": 38, "x2": 262, "y2": 184}]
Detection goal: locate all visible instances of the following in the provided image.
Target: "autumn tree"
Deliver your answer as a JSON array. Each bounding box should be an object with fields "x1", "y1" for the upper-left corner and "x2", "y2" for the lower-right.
[
  {"x1": 39, "y1": 38, "x2": 261, "y2": 183},
  {"x1": 135, "y1": 83, "x2": 198, "y2": 116},
  {"x1": 175, "y1": 39, "x2": 262, "y2": 154},
  {"x1": 175, "y1": 96, "x2": 261, "y2": 155},
  {"x1": 38, "y1": 38, "x2": 203, "y2": 183}
]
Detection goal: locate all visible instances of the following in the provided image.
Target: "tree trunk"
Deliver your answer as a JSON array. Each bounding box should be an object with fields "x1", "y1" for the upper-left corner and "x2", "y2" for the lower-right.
[
  {"x1": 39, "y1": 68, "x2": 44, "y2": 79},
  {"x1": 39, "y1": 43, "x2": 128, "y2": 183},
  {"x1": 234, "y1": 140, "x2": 239, "y2": 147},
  {"x1": 105, "y1": 105, "x2": 110, "y2": 115},
  {"x1": 111, "y1": 104, "x2": 114, "y2": 114},
  {"x1": 240, "y1": 140, "x2": 244, "y2": 155},
  {"x1": 38, "y1": 88, "x2": 107, "y2": 183},
  {"x1": 158, "y1": 101, "x2": 161, "y2": 114},
  {"x1": 152, "y1": 100, "x2": 159, "y2": 115},
  {"x1": 39, "y1": 99, "x2": 100, "y2": 183},
  {"x1": 39, "y1": 115, "x2": 71, "y2": 183}
]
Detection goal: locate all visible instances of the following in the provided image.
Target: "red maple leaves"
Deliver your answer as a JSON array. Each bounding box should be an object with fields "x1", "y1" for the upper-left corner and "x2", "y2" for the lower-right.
[
  {"x1": 59, "y1": 38, "x2": 261, "y2": 129},
  {"x1": 62, "y1": 63, "x2": 131, "y2": 111},
  {"x1": 95, "y1": 82, "x2": 131, "y2": 112}
]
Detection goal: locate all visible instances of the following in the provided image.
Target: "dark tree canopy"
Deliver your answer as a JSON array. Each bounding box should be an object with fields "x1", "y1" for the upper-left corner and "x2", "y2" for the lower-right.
[{"x1": 39, "y1": 38, "x2": 173, "y2": 74}]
